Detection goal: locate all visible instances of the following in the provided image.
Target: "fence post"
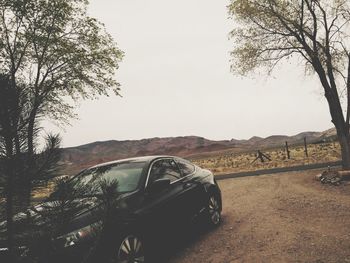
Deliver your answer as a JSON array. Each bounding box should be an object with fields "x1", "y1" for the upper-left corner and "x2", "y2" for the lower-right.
[
  {"x1": 304, "y1": 137, "x2": 308, "y2": 157},
  {"x1": 285, "y1": 141, "x2": 290, "y2": 159}
]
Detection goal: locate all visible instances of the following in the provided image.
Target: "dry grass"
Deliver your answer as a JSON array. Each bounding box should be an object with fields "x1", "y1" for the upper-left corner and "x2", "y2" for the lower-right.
[{"x1": 191, "y1": 141, "x2": 341, "y2": 175}]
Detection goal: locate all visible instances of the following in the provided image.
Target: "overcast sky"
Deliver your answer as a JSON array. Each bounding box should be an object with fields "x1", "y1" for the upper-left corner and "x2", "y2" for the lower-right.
[{"x1": 44, "y1": 0, "x2": 332, "y2": 147}]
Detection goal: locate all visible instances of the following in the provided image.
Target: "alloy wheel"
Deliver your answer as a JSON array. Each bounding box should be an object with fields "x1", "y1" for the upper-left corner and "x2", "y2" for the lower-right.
[
  {"x1": 208, "y1": 195, "x2": 221, "y2": 225},
  {"x1": 117, "y1": 235, "x2": 145, "y2": 263}
]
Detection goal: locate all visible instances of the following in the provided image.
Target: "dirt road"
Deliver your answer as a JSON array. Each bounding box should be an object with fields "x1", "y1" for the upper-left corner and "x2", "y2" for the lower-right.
[{"x1": 167, "y1": 170, "x2": 350, "y2": 263}]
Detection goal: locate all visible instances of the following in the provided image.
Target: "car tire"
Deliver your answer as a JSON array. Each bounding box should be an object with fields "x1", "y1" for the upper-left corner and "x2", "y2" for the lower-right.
[
  {"x1": 115, "y1": 233, "x2": 146, "y2": 263},
  {"x1": 207, "y1": 193, "x2": 221, "y2": 226}
]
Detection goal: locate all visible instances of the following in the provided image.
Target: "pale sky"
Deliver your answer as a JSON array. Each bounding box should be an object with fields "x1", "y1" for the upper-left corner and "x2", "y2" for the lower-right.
[{"x1": 45, "y1": 0, "x2": 332, "y2": 147}]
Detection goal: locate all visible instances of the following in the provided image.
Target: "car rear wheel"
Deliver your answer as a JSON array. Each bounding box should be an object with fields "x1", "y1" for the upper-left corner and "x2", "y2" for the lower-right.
[
  {"x1": 116, "y1": 234, "x2": 145, "y2": 263},
  {"x1": 208, "y1": 194, "x2": 221, "y2": 226}
]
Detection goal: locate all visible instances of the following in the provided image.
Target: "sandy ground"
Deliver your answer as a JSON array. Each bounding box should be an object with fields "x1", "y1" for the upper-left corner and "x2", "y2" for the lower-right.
[{"x1": 166, "y1": 170, "x2": 350, "y2": 263}]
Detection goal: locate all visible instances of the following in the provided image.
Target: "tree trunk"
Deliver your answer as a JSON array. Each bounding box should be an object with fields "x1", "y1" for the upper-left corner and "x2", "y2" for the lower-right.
[
  {"x1": 326, "y1": 96, "x2": 350, "y2": 170},
  {"x1": 20, "y1": 110, "x2": 37, "y2": 209},
  {"x1": 6, "y1": 174, "x2": 15, "y2": 263},
  {"x1": 313, "y1": 63, "x2": 350, "y2": 170},
  {"x1": 5, "y1": 138, "x2": 15, "y2": 263},
  {"x1": 27, "y1": 113, "x2": 35, "y2": 157},
  {"x1": 326, "y1": 92, "x2": 350, "y2": 169},
  {"x1": 326, "y1": 98, "x2": 350, "y2": 169},
  {"x1": 337, "y1": 132, "x2": 350, "y2": 169}
]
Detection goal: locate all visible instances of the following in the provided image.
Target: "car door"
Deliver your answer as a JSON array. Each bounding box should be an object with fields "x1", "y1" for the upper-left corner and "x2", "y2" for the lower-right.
[
  {"x1": 174, "y1": 158, "x2": 208, "y2": 220},
  {"x1": 136, "y1": 158, "x2": 187, "y2": 236}
]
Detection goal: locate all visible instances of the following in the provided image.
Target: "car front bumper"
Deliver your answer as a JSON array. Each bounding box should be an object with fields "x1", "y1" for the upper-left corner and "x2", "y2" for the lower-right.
[{"x1": 0, "y1": 240, "x2": 93, "y2": 263}]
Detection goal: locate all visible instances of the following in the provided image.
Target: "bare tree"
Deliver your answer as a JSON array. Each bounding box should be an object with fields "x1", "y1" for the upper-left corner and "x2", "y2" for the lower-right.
[{"x1": 228, "y1": 0, "x2": 350, "y2": 168}]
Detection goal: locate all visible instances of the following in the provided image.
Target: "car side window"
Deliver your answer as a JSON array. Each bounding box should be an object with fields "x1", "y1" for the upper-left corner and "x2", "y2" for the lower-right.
[
  {"x1": 149, "y1": 159, "x2": 181, "y2": 184},
  {"x1": 176, "y1": 159, "x2": 195, "y2": 176}
]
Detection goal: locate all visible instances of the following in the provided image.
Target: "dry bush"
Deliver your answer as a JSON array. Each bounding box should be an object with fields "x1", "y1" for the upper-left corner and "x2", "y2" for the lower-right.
[{"x1": 192, "y1": 142, "x2": 341, "y2": 175}]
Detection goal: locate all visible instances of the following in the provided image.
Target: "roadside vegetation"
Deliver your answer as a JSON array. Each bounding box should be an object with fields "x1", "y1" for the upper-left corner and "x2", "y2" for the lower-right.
[{"x1": 192, "y1": 141, "x2": 341, "y2": 175}]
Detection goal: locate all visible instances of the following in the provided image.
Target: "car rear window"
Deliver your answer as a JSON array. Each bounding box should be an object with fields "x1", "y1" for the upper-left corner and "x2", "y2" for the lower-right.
[{"x1": 176, "y1": 159, "x2": 195, "y2": 176}]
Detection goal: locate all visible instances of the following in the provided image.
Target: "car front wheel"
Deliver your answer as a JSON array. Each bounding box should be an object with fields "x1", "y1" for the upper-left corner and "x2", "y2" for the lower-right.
[
  {"x1": 207, "y1": 194, "x2": 221, "y2": 226},
  {"x1": 116, "y1": 234, "x2": 145, "y2": 263}
]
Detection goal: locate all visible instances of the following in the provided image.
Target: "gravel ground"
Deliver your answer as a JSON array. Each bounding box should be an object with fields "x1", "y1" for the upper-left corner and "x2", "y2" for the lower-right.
[
  {"x1": 166, "y1": 170, "x2": 350, "y2": 263},
  {"x1": 1, "y1": 170, "x2": 350, "y2": 262}
]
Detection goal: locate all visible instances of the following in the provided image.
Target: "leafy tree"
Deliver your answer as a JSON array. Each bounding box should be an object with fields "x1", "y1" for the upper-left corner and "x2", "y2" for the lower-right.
[
  {"x1": 0, "y1": 0, "x2": 123, "y2": 260},
  {"x1": 0, "y1": 0, "x2": 123, "y2": 206},
  {"x1": 228, "y1": 0, "x2": 350, "y2": 168}
]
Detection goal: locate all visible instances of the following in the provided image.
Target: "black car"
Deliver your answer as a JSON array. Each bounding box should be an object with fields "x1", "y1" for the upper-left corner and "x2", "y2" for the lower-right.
[{"x1": 0, "y1": 156, "x2": 222, "y2": 262}]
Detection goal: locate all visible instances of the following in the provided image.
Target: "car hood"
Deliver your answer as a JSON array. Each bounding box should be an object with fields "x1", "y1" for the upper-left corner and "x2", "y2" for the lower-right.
[{"x1": 0, "y1": 192, "x2": 133, "y2": 247}]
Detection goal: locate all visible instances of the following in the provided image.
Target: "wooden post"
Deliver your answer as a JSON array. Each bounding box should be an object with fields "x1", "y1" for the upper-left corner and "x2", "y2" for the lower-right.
[
  {"x1": 285, "y1": 141, "x2": 290, "y2": 159},
  {"x1": 304, "y1": 137, "x2": 308, "y2": 157},
  {"x1": 251, "y1": 150, "x2": 271, "y2": 163},
  {"x1": 258, "y1": 150, "x2": 265, "y2": 163}
]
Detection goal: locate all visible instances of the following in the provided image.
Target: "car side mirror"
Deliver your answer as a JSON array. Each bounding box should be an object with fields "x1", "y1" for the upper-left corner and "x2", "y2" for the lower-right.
[{"x1": 148, "y1": 178, "x2": 171, "y2": 194}]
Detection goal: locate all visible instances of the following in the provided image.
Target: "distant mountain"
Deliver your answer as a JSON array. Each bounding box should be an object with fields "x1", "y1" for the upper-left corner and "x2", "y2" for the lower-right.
[{"x1": 60, "y1": 128, "x2": 337, "y2": 175}]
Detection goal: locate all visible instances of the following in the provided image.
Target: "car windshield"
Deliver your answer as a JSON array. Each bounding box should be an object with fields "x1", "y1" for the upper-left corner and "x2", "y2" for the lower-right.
[{"x1": 70, "y1": 161, "x2": 146, "y2": 194}]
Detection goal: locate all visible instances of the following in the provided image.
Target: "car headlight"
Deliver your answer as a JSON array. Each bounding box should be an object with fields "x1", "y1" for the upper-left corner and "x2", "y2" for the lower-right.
[{"x1": 58, "y1": 221, "x2": 101, "y2": 248}]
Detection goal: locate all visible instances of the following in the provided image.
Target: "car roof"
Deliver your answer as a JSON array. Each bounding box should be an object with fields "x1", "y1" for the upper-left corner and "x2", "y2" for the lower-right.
[{"x1": 88, "y1": 155, "x2": 176, "y2": 169}]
